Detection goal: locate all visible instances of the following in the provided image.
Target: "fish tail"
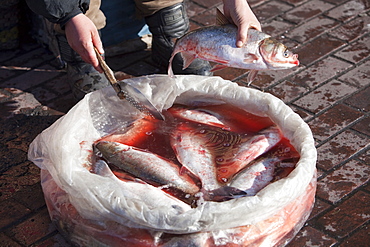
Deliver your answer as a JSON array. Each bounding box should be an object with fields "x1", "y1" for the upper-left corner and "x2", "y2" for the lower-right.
[{"x1": 168, "y1": 54, "x2": 176, "y2": 78}]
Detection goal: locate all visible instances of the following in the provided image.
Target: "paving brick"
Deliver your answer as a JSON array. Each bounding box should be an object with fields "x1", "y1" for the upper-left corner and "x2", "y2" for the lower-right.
[
  {"x1": 6, "y1": 208, "x2": 56, "y2": 246},
  {"x1": 0, "y1": 162, "x2": 41, "y2": 201},
  {"x1": 0, "y1": 65, "x2": 62, "y2": 91},
  {"x1": 288, "y1": 105, "x2": 313, "y2": 121},
  {"x1": 344, "y1": 86, "x2": 370, "y2": 112},
  {"x1": 32, "y1": 232, "x2": 71, "y2": 247},
  {"x1": 0, "y1": 232, "x2": 22, "y2": 247},
  {"x1": 186, "y1": 0, "x2": 207, "y2": 18},
  {"x1": 123, "y1": 61, "x2": 161, "y2": 76},
  {"x1": 293, "y1": 80, "x2": 357, "y2": 113},
  {"x1": 13, "y1": 183, "x2": 45, "y2": 211},
  {"x1": 43, "y1": 74, "x2": 71, "y2": 96},
  {"x1": 191, "y1": 8, "x2": 217, "y2": 26},
  {"x1": 190, "y1": 0, "x2": 222, "y2": 8},
  {"x1": 308, "y1": 197, "x2": 332, "y2": 221},
  {"x1": 313, "y1": 191, "x2": 370, "y2": 239},
  {"x1": 0, "y1": 67, "x2": 20, "y2": 81},
  {"x1": 340, "y1": 225, "x2": 370, "y2": 247},
  {"x1": 253, "y1": 0, "x2": 292, "y2": 22},
  {"x1": 282, "y1": 0, "x2": 334, "y2": 24},
  {"x1": 316, "y1": 159, "x2": 370, "y2": 204},
  {"x1": 288, "y1": 56, "x2": 352, "y2": 89},
  {"x1": 287, "y1": 226, "x2": 337, "y2": 247},
  {"x1": 286, "y1": 16, "x2": 340, "y2": 43},
  {"x1": 213, "y1": 67, "x2": 247, "y2": 81},
  {"x1": 316, "y1": 130, "x2": 369, "y2": 171},
  {"x1": 239, "y1": 67, "x2": 301, "y2": 90},
  {"x1": 0, "y1": 198, "x2": 31, "y2": 230},
  {"x1": 326, "y1": 0, "x2": 370, "y2": 22},
  {"x1": 279, "y1": 0, "x2": 309, "y2": 6},
  {"x1": 106, "y1": 50, "x2": 151, "y2": 71},
  {"x1": 357, "y1": 149, "x2": 370, "y2": 164},
  {"x1": 329, "y1": 16, "x2": 370, "y2": 42},
  {"x1": 351, "y1": 115, "x2": 370, "y2": 136},
  {"x1": 335, "y1": 34, "x2": 370, "y2": 63},
  {"x1": 2, "y1": 47, "x2": 55, "y2": 69},
  {"x1": 295, "y1": 35, "x2": 345, "y2": 66},
  {"x1": 263, "y1": 19, "x2": 294, "y2": 37},
  {"x1": 338, "y1": 59, "x2": 370, "y2": 87},
  {"x1": 308, "y1": 104, "x2": 363, "y2": 142},
  {"x1": 267, "y1": 80, "x2": 307, "y2": 103}
]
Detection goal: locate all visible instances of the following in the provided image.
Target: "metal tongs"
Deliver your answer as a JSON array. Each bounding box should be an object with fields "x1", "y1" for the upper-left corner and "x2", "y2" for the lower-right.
[{"x1": 94, "y1": 47, "x2": 164, "y2": 120}]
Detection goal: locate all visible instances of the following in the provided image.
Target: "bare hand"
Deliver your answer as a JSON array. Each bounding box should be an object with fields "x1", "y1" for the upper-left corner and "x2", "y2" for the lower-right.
[
  {"x1": 64, "y1": 14, "x2": 104, "y2": 73},
  {"x1": 223, "y1": 0, "x2": 261, "y2": 48}
]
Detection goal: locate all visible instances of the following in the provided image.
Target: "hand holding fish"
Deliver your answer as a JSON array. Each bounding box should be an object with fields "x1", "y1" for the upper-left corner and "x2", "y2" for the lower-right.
[{"x1": 222, "y1": 0, "x2": 261, "y2": 47}]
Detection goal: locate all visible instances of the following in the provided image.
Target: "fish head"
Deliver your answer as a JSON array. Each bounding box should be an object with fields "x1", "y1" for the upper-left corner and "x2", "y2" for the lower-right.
[{"x1": 259, "y1": 38, "x2": 299, "y2": 69}]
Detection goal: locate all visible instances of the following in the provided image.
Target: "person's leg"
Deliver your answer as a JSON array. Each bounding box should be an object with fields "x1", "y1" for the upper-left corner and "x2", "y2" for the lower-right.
[
  {"x1": 54, "y1": 0, "x2": 109, "y2": 100},
  {"x1": 138, "y1": 1, "x2": 212, "y2": 75}
]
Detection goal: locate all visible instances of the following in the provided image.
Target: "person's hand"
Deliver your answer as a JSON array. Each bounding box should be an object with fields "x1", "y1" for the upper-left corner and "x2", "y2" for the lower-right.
[
  {"x1": 64, "y1": 13, "x2": 104, "y2": 73},
  {"x1": 222, "y1": 0, "x2": 261, "y2": 48}
]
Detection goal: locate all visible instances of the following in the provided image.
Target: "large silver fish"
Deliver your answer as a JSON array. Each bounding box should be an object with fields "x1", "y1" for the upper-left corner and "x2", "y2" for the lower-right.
[
  {"x1": 94, "y1": 141, "x2": 200, "y2": 195},
  {"x1": 168, "y1": 10, "x2": 299, "y2": 84}
]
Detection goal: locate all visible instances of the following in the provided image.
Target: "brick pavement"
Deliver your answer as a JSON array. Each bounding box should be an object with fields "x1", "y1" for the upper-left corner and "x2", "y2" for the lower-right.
[{"x1": 0, "y1": 0, "x2": 369, "y2": 246}]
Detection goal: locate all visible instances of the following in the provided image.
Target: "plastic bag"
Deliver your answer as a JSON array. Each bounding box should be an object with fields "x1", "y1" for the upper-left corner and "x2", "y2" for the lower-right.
[{"x1": 28, "y1": 75, "x2": 317, "y2": 246}]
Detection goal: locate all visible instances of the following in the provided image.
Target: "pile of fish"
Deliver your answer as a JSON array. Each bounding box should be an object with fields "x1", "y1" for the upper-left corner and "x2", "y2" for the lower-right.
[{"x1": 92, "y1": 104, "x2": 299, "y2": 206}]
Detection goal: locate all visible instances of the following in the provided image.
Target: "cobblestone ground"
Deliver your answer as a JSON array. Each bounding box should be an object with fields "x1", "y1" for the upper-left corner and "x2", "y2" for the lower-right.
[{"x1": 1, "y1": 0, "x2": 369, "y2": 246}]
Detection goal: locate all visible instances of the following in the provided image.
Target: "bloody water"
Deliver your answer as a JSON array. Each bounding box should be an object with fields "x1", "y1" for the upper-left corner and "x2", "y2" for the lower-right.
[{"x1": 95, "y1": 103, "x2": 299, "y2": 201}]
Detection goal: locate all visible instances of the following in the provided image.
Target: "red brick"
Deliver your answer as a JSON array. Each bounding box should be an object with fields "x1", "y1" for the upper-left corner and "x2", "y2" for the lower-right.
[
  {"x1": 317, "y1": 160, "x2": 370, "y2": 204},
  {"x1": 282, "y1": 0, "x2": 334, "y2": 24},
  {"x1": 6, "y1": 208, "x2": 56, "y2": 246},
  {"x1": 308, "y1": 198, "x2": 332, "y2": 220},
  {"x1": 0, "y1": 162, "x2": 41, "y2": 201},
  {"x1": 340, "y1": 225, "x2": 370, "y2": 247},
  {"x1": 288, "y1": 56, "x2": 352, "y2": 89},
  {"x1": 289, "y1": 105, "x2": 313, "y2": 121},
  {"x1": 314, "y1": 191, "x2": 370, "y2": 239},
  {"x1": 186, "y1": 1, "x2": 208, "y2": 18},
  {"x1": 344, "y1": 86, "x2": 370, "y2": 112},
  {"x1": 267, "y1": 80, "x2": 307, "y2": 103},
  {"x1": 0, "y1": 198, "x2": 31, "y2": 229},
  {"x1": 13, "y1": 183, "x2": 45, "y2": 211},
  {"x1": 263, "y1": 20, "x2": 294, "y2": 37},
  {"x1": 3, "y1": 47, "x2": 55, "y2": 69},
  {"x1": 287, "y1": 226, "x2": 337, "y2": 247},
  {"x1": 106, "y1": 49, "x2": 150, "y2": 71},
  {"x1": 295, "y1": 35, "x2": 345, "y2": 66},
  {"x1": 32, "y1": 233, "x2": 71, "y2": 247},
  {"x1": 308, "y1": 104, "x2": 363, "y2": 142},
  {"x1": 338, "y1": 59, "x2": 370, "y2": 87},
  {"x1": 316, "y1": 130, "x2": 369, "y2": 171},
  {"x1": 214, "y1": 67, "x2": 247, "y2": 81},
  {"x1": 326, "y1": 0, "x2": 370, "y2": 22},
  {"x1": 293, "y1": 80, "x2": 357, "y2": 113},
  {"x1": 1, "y1": 65, "x2": 61, "y2": 91},
  {"x1": 286, "y1": 16, "x2": 340, "y2": 43},
  {"x1": 329, "y1": 16, "x2": 370, "y2": 42},
  {"x1": 335, "y1": 35, "x2": 370, "y2": 63},
  {"x1": 239, "y1": 66, "x2": 301, "y2": 90},
  {"x1": 358, "y1": 149, "x2": 370, "y2": 164},
  {"x1": 0, "y1": 232, "x2": 22, "y2": 247},
  {"x1": 191, "y1": 0, "x2": 222, "y2": 8},
  {"x1": 279, "y1": 0, "x2": 309, "y2": 6},
  {"x1": 253, "y1": 0, "x2": 292, "y2": 22},
  {"x1": 191, "y1": 8, "x2": 218, "y2": 26},
  {"x1": 351, "y1": 115, "x2": 370, "y2": 136}
]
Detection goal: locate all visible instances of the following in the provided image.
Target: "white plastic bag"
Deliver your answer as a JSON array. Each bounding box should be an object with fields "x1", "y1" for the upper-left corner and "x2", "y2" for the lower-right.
[{"x1": 28, "y1": 75, "x2": 317, "y2": 246}]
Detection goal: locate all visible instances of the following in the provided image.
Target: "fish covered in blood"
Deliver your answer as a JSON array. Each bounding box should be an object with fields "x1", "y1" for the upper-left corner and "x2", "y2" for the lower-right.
[
  {"x1": 94, "y1": 141, "x2": 200, "y2": 195},
  {"x1": 168, "y1": 10, "x2": 299, "y2": 84}
]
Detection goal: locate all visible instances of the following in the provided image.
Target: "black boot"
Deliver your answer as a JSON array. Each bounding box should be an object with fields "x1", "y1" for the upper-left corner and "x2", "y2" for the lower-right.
[
  {"x1": 145, "y1": 3, "x2": 212, "y2": 76},
  {"x1": 55, "y1": 33, "x2": 110, "y2": 100}
]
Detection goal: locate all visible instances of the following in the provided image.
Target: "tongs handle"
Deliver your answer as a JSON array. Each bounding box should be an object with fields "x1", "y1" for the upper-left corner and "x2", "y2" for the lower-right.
[{"x1": 94, "y1": 47, "x2": 125, "y2": 100}]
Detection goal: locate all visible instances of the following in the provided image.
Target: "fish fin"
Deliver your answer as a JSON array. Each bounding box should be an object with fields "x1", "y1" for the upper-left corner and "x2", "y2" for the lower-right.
[
  {"x1": 246, "y1": 70, "x2": 259, "y2": 85},
  {"x1": 168, "y1": 54, "x2": 176, "y2": 78},
  {"x1": 181, "y1": 52, "x2": 197, "y2": 70},
  {"x1": 216, "y1": 8, "x2": 232, "y2": 26},
  {"x1": 243, "y1": 53, "x2": 259, "y2": 64},
  {"x1": 210, "y1": 64, "x2": 229, "y2": 72}
]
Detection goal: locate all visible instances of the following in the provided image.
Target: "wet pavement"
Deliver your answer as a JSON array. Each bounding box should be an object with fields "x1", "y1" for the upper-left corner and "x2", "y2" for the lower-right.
[{"x1": 1, "y1": 0, "x2": 369, "y2": 246}]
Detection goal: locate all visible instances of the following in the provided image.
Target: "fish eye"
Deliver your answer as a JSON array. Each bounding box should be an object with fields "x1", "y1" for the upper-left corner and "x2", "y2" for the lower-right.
[{"x1": 283, "y1": 50, "x2": 290, "y2": 58}]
